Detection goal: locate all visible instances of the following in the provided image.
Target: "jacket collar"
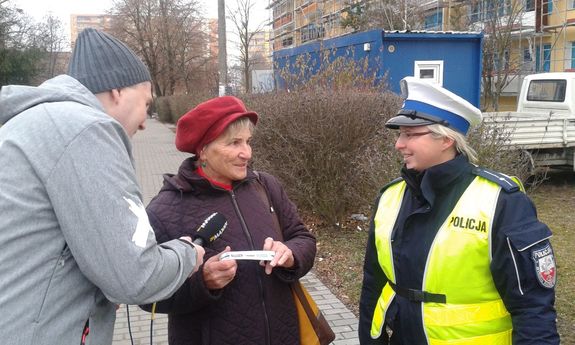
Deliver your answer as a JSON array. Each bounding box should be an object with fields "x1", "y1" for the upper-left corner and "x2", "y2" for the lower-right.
[
  {"x1": 401, "y1": 154, "x2": 471, "y2": 207},
  {"x1": 162, "y1": 157, "x2": 257, "y2": 194}
]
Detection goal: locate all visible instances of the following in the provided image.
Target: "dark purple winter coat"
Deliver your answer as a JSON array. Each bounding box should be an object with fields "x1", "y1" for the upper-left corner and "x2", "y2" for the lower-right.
[{"x1": 142, "y1": 157, "x2": 317, "y2": 345}]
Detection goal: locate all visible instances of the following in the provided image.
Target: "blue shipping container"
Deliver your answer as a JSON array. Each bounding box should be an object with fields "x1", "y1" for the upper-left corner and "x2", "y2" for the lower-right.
[{"x1": 273, "y1": 29, "x2": 483, "y2": 107}]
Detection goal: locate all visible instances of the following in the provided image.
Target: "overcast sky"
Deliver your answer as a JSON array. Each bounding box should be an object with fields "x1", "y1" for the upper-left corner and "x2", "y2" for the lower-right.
[
  {"x1": 9, "y1": 0, "x2": 269, "y2": 22},
  {"x1": 9, "y1": 0, "x2": 270, "y2": 53}
]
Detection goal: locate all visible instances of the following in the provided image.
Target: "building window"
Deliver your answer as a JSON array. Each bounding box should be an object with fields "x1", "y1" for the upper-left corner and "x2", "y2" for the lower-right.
[
  {"x1": 523, "y1": 48, "x2": 535, "y2": 72},
  {"x1": 569, "y1": 0, "x2": 575, "y2": 10},
  {"x1": 525, "y1": 0, "x2": 534, "y2": 11},
  {"x1": 282, "y1": 36, "x2": 293, "y2": 47},
  {"x1": 424, "y1": 10, "x2": 443, "y2": 30},
  {"x1": 469, "y1": 2, "x2": 480, "y2": 22},
  {"x1": 322, "y1": 13, "x2": 340, "y2": 32},
  {"x1": 569, "y1": 42, "x2": 575, "y2": 69},
  {"x1": 273, "y1": 0, "x2": 292, "y2": 18},
  {"x1": 493, "y1": 50, "x2": 510, "y2": 71},
  {"x1": 544, "y1": 0, "x2": 553, "y2": 13},
  {"x1": 523, "y1": 48, "x2": 531, "y2": 62},
  {"x1": 469, "y1": 0, "x2": 510, "y2": 23},
  {"x1": 300, "y1": 23, "x2": 325, "y2": 44},
  {"x1": 536, "y1": 44, "x2": 551, "y2": 72},
  {"x1": 414, "y1": 60, "x2": 444, "y2": 86}
]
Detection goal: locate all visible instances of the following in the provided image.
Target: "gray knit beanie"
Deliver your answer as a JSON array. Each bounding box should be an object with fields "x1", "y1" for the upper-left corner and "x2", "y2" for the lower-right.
[{"x1": 67, "y1": 28, "x2": 152, "y2": 94}]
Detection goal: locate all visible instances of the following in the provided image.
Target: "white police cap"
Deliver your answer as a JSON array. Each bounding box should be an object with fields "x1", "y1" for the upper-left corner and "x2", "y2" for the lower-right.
[{"x1": 385, "y1": 77, "x2": 482, "y2": 135}]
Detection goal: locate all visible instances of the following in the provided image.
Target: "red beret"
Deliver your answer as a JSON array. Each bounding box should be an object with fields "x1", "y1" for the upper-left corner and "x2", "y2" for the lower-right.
[{"x1": 175, "y1": 96, "x2": 258, "y2": 154}]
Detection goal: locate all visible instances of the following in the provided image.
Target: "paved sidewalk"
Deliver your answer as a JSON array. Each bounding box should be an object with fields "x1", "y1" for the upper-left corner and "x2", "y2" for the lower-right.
[{"x1": 112, "y1": 119, "x2": 360, "y2": 345}]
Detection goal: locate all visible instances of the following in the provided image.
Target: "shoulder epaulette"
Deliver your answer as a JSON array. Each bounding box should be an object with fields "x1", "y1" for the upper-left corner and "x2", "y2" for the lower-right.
[
  {"x1": 471, "y1": 166, "x2": 523, "y2": 193},
  {"x1": 379, "y1": 177, "x2": 404, "y2": 194}
]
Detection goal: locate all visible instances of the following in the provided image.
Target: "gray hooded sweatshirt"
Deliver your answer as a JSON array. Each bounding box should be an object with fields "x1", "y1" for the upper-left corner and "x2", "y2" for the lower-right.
[{"x1": 0, "y1": 75, "x2": 197, "y2": 345}]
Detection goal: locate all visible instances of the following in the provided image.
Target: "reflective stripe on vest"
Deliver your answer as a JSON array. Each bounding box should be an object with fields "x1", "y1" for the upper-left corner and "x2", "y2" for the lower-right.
[
  {"x1": 370, "y1": 181, "x2": 405, "y2": 338},
  {"x1": 371, "y1": 176, "x2": 513, "y2": 344}
]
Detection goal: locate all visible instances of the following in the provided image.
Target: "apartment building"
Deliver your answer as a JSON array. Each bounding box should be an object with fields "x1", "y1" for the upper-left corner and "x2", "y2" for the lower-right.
[
  {"x1": 394, "y1": 0, "x2": 575, "y2": 109},
  {"x1": 536, "y1": 0, "x2": 575, "y2": 73},
  {"x1": 269, "y1": 1, "x2": 575, "y2": 72},
  {"x1": 70, "y1": 14, "x2": 114, "y2": 48},
  {"x1": 207, "y1": 18, "x2": 219, "y2": 65},
  {"x1": 269, "y1": 0, "x2": 362, "y2": 50},
  {"x1": 249, "y1": 30, "x2": 273, "y2": 69}
]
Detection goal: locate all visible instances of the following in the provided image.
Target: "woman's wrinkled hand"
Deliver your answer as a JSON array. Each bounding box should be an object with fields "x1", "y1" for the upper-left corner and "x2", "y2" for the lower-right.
[
  {"x1": 260, "y1": 237, "x2": 294, "y2": 275},
  {"x1": 203, "y1": 246, "x2": 237, "y2": 290}
]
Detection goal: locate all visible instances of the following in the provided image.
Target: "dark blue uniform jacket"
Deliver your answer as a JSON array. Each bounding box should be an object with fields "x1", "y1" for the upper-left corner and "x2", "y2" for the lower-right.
[{"x1": 359, "y1": 155, "x2": 559, "y2": 345}]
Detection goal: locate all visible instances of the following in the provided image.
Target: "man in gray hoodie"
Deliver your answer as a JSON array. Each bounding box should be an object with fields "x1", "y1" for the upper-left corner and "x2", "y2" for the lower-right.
[{"x1": 0, "y1": 28, "x2": 205, "y2": 345}]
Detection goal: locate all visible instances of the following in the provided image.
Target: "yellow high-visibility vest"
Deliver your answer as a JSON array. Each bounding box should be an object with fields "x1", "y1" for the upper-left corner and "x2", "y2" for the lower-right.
[{"x1": 370, "y1": 176, "x2": 513, "y2": 345}]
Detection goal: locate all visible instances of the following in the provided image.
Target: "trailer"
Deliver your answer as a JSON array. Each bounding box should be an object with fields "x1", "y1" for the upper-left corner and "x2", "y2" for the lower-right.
[{"x1": 484, "y1": 73, "x2": 575, "y2": 170}]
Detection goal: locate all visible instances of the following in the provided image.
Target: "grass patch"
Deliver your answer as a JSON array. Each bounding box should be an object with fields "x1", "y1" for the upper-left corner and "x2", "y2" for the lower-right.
[
  {"x1": 530, "y1": 172, "x2": 575, "y2": 344},
  {"x1": 313, "y1": 172, "x2": 574, "y2": 342},
  {"x1": 310, "y1": 217, "x2": 368, "y2": 316}
]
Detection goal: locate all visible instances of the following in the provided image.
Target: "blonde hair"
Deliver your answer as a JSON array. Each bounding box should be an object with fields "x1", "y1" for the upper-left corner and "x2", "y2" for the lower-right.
[
  {"x1": 222, "y1": 117, "x2": 255, "y2": 139},
  {"x1": 201, "y1": 117, "x2": 255, "y2": 153},
  {"x1": 427, "y1": 124, "x2": 478, "y2": 163},
  {"x1": 200, "y1": 117, "x2": 255, "y2": 159}
]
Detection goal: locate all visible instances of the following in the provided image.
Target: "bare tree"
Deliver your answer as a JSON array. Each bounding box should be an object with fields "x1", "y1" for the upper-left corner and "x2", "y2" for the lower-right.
[
  {"x1": 0, "y1": 0, "x2": 16, "y2": 49},
  {"x1": 0, "y1": 1, "x2": 52, "y2": 86},
  {"x1": 110, "y1": 0, "x2": 207, "y2": 96},
  {"x1": 341, "y1": 0, "x2": 424, "y2": 31},
  {"x1": 34, "y1": 14, "x2": 67, "y2": 79},
  {"x1": 227, "y1": 0, "x2": 266, "y2": 93},
  {"x1": 1, "y1": 0, "x2": 34, "y2": 50},
  {"x1": 468, "y1": 0, "x2": 527, "y2": 111}
]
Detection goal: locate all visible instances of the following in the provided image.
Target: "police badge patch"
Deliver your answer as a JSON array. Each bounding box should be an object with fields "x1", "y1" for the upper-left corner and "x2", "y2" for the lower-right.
[{"x1": 532, "y1": 244, "x2": 556, "y2": 289}]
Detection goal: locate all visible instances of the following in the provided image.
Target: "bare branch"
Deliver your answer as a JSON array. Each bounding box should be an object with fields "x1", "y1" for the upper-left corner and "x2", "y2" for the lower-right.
[
  {"x1": 109, "y1": 0, "x2": 207, "y2": 96},
  {"x1": 227, "y1": 0, "x2": 267, "y2": 93}
]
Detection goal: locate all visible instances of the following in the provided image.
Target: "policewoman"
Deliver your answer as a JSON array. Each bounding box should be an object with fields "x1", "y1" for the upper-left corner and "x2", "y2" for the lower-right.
[{"x1": 358, "y1": 77, "x2": 559, "y2": 345}]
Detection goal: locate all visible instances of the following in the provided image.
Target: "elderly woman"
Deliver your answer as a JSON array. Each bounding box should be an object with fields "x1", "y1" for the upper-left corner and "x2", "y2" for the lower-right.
[
  {"x1": 359, "y1": 77, "x2": 559, "y2": 345},
  {"x1": 143, "y1": 96, "x2": 316, "y2": 345}
]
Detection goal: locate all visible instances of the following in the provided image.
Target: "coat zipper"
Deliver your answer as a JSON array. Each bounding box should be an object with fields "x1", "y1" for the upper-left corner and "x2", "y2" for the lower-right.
[
  {"x1": 35, "y1": 245, "x2": 68, "y2": 322},
  {"x1": 230, "y1": 190, "x2": 271, "y2": 345}
]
